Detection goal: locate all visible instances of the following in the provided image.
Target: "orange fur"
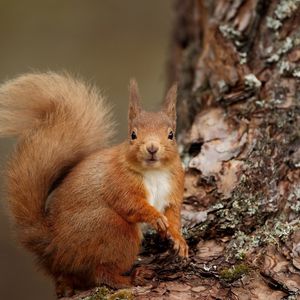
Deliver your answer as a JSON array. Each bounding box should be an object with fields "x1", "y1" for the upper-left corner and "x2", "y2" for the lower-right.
[{"x1": 0, "y1": 73, "x2": 188, "y2": 297}]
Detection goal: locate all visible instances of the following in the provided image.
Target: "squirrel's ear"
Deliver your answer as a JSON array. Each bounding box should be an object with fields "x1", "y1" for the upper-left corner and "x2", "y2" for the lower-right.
[
  {"x1": 163, "y1": 83, "x2": 177, "y2": 126},
  {"x1": 128, "y1": 78, "x2": 141, "y2": 120}
]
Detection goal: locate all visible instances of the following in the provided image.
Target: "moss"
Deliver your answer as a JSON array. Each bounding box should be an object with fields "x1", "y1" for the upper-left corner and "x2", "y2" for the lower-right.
[
  {"x1": 236, "y1": 251, "x2": 246, "y2": 260},
  {"x1": 82, "y1": 288, "x2": 107, "y2": 300},
  {"x1": 108, "y1": 290, "x2": 133, "y2": 300},
  {"x1": 219, "y1": 264, "x2": 250, "y2": 283},
  {"x1": 83, "y1": 287, "x2": 110, "y2": 300},
  {"x1": 83, "y1": 288, "x2": 133, "y2": 300}
]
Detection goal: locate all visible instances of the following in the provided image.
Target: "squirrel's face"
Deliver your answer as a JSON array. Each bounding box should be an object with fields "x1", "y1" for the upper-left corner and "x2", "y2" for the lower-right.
[
  {"x1": 126, "y1": 79, "x2": 179, "y2": 170},
  {"x1": 128, "y1": 111, "x2": 178, "y2": 169}
]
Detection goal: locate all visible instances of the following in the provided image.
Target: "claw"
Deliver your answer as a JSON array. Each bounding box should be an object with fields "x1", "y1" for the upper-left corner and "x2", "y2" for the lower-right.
[
  {"x1": 171, "y1": 237, "x2": 189, "y2": 258},
  {"x1": 155, "y1": 215, "x2": 169, "y2": 232}
]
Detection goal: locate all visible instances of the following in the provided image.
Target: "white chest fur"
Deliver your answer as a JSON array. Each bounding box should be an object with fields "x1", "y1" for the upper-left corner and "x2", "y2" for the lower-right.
[{"x1": 143, "y1": 170, "x2": 171, "y2": 212}]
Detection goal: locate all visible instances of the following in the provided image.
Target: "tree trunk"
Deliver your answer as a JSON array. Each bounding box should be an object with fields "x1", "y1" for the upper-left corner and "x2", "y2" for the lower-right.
[
  {"x1": 65, "y1": 1, "x2": 300, "y2": 299},
  {"x1": 169, "y1": 0, "x2": 300, "y2": 298}
]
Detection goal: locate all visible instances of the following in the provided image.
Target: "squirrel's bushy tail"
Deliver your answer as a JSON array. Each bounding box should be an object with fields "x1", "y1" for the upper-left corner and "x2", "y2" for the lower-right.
[{"x1": 0, "y1": 72, "x2": 114, "y2": 255}]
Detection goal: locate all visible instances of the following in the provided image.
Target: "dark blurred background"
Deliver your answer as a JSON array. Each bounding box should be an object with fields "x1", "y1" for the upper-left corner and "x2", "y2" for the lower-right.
[{"x1": 0, "y1": 1, "x2": 172, "y2": 299}]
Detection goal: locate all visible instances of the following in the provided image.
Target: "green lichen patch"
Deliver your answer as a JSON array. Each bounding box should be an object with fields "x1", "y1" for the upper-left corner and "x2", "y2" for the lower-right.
[
  {"x1": 289, "y1": 184, "x2": 300, "y2": 212},
  {"x1": 218, "y1": 24, "x2": 248, "y2": 64},
  {"x1": 266, "y1": 17, "x2": 282, "y2": 30},
  {"x1": 277, "y1": 59, "x2": 300, "y2": 77},
  {"x1": 226, "y1": 219, "x2": 300, "y2": 262},
  {"x1": 83, "y1": 287, "x2": 133, "y2": 300},
  {"x1": 293, "y1": 69, "x2": 300, "y2": 78},
  {"x1": 219, "y1": 264, "x2": 250, "y2": 283},
  {"x1": 244, "y1": 74, "x2": 262, "y2": 90},
  {"x1": 267, "y1": 37, "x2": 295, "y2": 63},
  {"x1": 82, "y1": 287, "x2": 109, "y2": 300},
  {"x1": 191, "y1": 104, "x2": 300, "y2": 251},
  {"x1": 219, "y1": 24, "x2": 242, "y2": 42},
  {"x1": 109, "y1": 290, "x2": 134, "y2": 300},
  {"x1": 274, "y1": 0, "x2": 300, "y2": 21},
  {"x1": 267, "y1": 0, "x2": 300, "y2": 31}
]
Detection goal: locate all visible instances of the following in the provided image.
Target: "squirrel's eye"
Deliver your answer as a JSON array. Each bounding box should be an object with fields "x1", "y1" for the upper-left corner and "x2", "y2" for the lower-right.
[
  {"x1": 168, "y1": 131, "x2": 174, "y2": 140},
  {"x1": 131, "y1": 131, "x2": 137, "y2": 140}
]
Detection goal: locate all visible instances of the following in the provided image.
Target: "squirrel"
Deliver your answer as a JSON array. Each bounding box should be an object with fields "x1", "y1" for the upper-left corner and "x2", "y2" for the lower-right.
[{"x1": 0, "y1": 72, "x2": 188, "y2": 297}]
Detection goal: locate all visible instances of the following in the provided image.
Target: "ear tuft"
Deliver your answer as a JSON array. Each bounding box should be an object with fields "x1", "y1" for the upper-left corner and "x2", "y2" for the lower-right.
[
  {"x1": 128, "y1": 78, "x2": 141, "y2": 121},
  {"x1": 163, "y1": 83, "x2": 177, "y2": 126}
]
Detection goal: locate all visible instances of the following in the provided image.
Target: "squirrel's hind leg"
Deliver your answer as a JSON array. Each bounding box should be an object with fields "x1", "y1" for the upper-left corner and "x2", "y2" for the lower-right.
[{"x1": 93, "y1": 264, "x2": 132, "y2": 289}]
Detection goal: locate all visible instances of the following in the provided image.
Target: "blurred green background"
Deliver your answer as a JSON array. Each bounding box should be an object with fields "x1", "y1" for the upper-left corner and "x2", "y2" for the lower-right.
[{"x1": 0, "y1": 1, "x2": 172, "y2": 299}]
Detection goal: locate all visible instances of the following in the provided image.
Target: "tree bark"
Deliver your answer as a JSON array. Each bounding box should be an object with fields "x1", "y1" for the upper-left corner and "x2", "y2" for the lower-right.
[
  {"x1": 65, "y1": 1, "x2": 300, "y2": 299},
  {"x1": 169, "y1": 0, "x2": 300, "y2": 298}
]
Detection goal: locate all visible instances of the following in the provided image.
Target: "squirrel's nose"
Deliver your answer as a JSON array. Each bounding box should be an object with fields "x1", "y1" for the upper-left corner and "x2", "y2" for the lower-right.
[{"x1": 147, "y1": 144, "x2": 159, "y2": 155}]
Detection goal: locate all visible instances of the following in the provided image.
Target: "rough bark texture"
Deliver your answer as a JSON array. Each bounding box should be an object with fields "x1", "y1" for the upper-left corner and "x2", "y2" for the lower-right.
[{"x1": 64, "y1": 0, "x2": 300, "y2": 299}]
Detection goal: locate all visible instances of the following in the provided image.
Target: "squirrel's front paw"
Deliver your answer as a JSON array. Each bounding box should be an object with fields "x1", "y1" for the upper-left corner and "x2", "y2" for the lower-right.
[
  {"x1": 172, "y1": 236, "x2": 189, "y2": 258},
  {"x1": 150, "y1": 214, "x2": 169, "y2": 232}
]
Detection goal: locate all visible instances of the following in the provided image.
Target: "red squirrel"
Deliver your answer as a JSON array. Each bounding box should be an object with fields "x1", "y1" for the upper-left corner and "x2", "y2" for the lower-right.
[{"x1": 0, "y1": 72, "x2": 188, "y2": 297}]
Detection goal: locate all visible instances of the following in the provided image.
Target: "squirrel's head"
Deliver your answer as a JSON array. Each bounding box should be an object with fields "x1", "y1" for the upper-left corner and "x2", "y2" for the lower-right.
[{"x1": 126, "y1": 79, "x2": 178, "y2": 170}]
